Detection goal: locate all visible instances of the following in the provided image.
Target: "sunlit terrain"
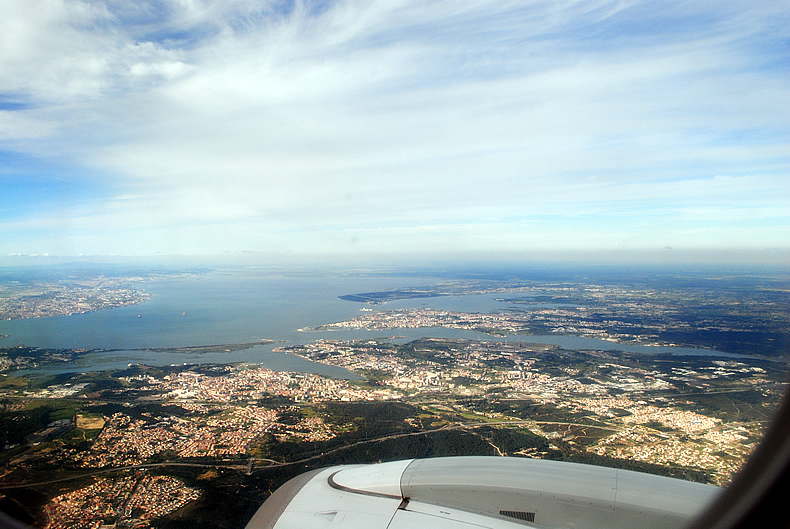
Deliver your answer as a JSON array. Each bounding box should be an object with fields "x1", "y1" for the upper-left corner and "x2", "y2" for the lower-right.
[{"x1": 0, "y1": 264, "x2": 787, "y2": 528}]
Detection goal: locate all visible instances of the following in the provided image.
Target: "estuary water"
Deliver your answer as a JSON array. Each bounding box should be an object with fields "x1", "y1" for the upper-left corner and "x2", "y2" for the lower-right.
[{"x1": 1, "y1": 269, "x2": 737, "y2": 378}]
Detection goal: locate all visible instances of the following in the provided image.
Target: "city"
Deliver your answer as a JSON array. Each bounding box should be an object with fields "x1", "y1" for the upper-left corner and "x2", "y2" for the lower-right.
[
  {"x1": 1, "y1": 331, "x2": 784, "y2": 527},
  {"x1": 2, "y1": 1, "x2": 788, "y2": 527},
  {"x1": 0, "y1": 272, "x2": 787, "y2": 528}
]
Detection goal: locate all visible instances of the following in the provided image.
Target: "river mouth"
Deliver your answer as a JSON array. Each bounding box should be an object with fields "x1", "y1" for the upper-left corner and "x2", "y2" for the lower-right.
[
  {"x1": 13, "y1": 325, "x2": 742, "y2": 381},
  {"x1": 2, "y1": 267, "x2": 764, "y2": 380}
]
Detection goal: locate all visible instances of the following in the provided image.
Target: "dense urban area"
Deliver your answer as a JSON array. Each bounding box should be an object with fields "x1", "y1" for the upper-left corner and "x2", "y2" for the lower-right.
[
  {"x1": 0, "y1": 271, "x2": 788, "y2": 528},
  {"x1": 0, "y1": 277, "x2": 149, "y2": 321}
]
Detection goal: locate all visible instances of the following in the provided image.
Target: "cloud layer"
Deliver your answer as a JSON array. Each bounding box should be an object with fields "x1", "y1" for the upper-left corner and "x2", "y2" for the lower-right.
[{"x1": 1, "y1": 0, "x2": 789, "y2": 260}]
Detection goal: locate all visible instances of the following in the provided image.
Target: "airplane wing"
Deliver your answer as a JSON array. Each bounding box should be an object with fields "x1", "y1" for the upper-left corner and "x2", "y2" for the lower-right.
[{"x1": 246, "y1": 456, "x2": 721, "y2": 529}]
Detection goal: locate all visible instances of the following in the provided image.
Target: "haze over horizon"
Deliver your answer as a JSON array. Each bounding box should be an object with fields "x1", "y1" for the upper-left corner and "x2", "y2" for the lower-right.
[{"x1": 1, "y1": 1, "x2": 789, "y2": 264}]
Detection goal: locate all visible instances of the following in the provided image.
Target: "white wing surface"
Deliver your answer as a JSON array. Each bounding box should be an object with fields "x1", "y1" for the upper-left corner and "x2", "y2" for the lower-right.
[{"x1": 246, "y1": 456, "x2": 721, "y2": 529}]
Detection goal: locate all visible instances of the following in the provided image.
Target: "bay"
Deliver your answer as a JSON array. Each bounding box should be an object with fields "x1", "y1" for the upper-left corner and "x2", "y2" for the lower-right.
[{"x1": 1, "y1": 269, "x2": 739, "y2": 378}]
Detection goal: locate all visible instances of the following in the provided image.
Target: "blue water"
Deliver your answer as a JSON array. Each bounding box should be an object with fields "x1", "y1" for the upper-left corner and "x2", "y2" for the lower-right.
[{"x1": 1, "y1": 269, "x2": 740, "y2": 378}]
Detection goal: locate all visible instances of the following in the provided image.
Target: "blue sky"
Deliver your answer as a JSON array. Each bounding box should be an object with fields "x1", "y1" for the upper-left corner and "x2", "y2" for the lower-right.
[{"x1": 1, "y1": 0, "x2": 788, "y2": 263}]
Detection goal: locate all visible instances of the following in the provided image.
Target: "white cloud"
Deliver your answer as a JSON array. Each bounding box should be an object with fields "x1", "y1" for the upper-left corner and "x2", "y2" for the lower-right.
[{"x1": 1, "y1": 0, "x2": 789, "y2": 257}]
